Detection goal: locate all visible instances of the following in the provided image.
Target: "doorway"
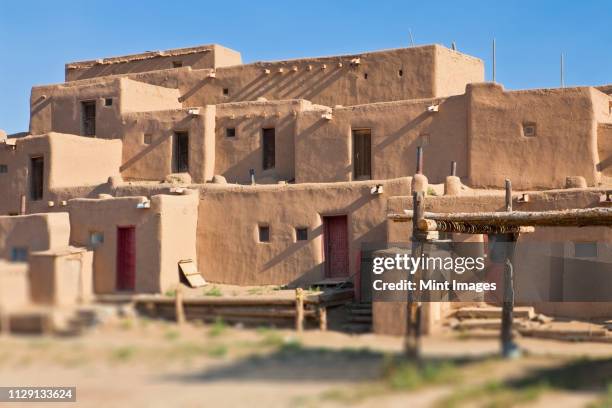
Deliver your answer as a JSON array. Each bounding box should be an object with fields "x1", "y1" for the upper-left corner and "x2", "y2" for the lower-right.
[
  {"x1": 116, "y1": 226, "x2": 136, "y2": 291},
  {"x1": 352, "y1": 128, "x2": 371, "y2": 180},
  {"x1": 323, "y1": 215, "x2": 349, "y2": 278},
  {"x1": 174, "y1": 131, "x2": 189, "y2": 173}
]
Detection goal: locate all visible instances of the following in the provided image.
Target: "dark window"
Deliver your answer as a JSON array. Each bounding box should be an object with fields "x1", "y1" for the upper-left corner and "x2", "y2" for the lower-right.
[
  {"x1": 399, "y1": 69, "x2": 403, "y2": 77},
  {"x1": 143, "y1": 133, "x2": 153, "y2": 145},
  {"x1": 89, "y1": 232, "x2": 104, "y2": 247},
  {"x1": 104, "y1": 98, "x2": 113, "y2": 106},
  {"x1": 30, "y1": 156, "x2": 44, "y2": 201},
  {"x1": 81, "y1": 101, "x2": 96, "y2": 136},
  {"x1": 223, "y1": 88, "x2": 229, "y2": 96},
  {"x1": 523, "y1": 122, "x2": 536, "y2": 137},
  {"x1": 0, "y1": 164, "x2": 7, "y2": 173},
  {"x1": 262, "y1": 128, "x2": 275, "y2": 170},
  {"x1": 364, "y1": 73, "x2": 368, "y2": 79},
  {"x1": 174, "y1": 132, "x2": 189, "y2": 173},
  {"x1": 296, "y1": 227, "x2": 308, "y2": 241},
  {"x1": 352, "y1": 129, "x2": 372, "y2": 180},
  {"x1": 575, "y1": 242, "x2": 597, "y2": 258},
  {"x1": 258, "y1": 225, "x2": 270, "y2": 242},
  {"x1": 11, "y1": 247, "x2": 28, "y2": 262},
  {"x1": 172, "y1": 61, "x2": 183, "y2": 68},
  {"x1": 226, "y1": 128, "x2": 236, "y2": 138}
]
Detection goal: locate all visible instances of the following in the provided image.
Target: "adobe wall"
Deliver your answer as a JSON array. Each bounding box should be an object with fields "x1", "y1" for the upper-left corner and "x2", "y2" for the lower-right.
[
  {"x1": 214, "y1": 100, "x2": 316, "y2": 184},
  {"x1": 195, "y1": 177, "x2": 411, "y2": 286},
  {"x1": 0, "y1": 261, "x2": 30, "y2": 311},
  {"x1": 466, "y1": 83, "x2": 603, "y2": 189},
  {"x1": 30, "y1": 78, "x2": 181, "y2": 137},
  {"x1": 0, "y1": 133, "x2": 122, "y2": 215},
  {"x1": 119, "y1": 107, "x2": 215, "y2": 183},
  {"x1": 0, "y1": 213, "x2": 70, "y2": 260},
  {"x1": 68, "y1": 193, "x2": 198, "y2": 294},
  {"x1": 295, "y1": 95, "x2": 468, "y2": 184},
  {"x1": 66, "y1": 44, "x2": 242, "y2": 81},
  {"x1": 48, "y1": 45, "x2": 483, "y2": 113}
]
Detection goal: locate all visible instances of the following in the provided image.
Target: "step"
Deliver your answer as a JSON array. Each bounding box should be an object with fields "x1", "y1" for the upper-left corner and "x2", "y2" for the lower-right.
[
  {"x1": 454, "y1": 306, "x2": 535, "y2": 320},
  {"x1": 347, "y1": 308, "x2": 372, "y2": 316},
  {"x1": 348, "y1": 315, "x2": 373, "y2": 324},
  {"x1": 453, "y1": 318, "x2": 529, "y2": 331}
]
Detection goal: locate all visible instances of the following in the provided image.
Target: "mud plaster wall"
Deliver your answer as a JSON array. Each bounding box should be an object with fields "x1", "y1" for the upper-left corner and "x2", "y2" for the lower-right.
[
  {"x1": 195, "y1": 177, "x2": 411, "y2": 286},
  {"x1": 68, "y1": 194, "x2": 197, "y2": 294},
  {"x1": 66, "y1": 45, "x2": 242, "y2": 81},
  {"x1": 467, "y1": 83, "x2": 600, "y2": 189},
  {"x1": 119, "y1": 107, "x2": 214, "y2": 182},
  {"x1": 0, "y1": 213, "x2": 70, "y2": 260},
  {"x1": 214, "y1": 100, "x2": 310, "y2": 184},
  {"x1": 0, "y1": 134, "x2": 121, "y2": 215},
  {"x1": 295, "y1": 95, "x2": 468, "y2": 184},
  {"x1": 0, "y1": 262, "x2": 30, "y2": 311}
]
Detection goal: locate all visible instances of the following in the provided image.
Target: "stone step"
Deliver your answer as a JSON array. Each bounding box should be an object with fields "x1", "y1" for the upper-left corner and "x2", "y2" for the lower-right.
[
  {"x1": 347, "y1": 308, "x2": 372, "y2": 316},
  {"x1": 452, "y1": 318, "x2": 529, "y2": 331},
  {"x1": 348, "y1": 315, "x2": 372, "y2": 324},
  {"x1": 454, "y1": 306, "x2": 535, "y2": 320}
]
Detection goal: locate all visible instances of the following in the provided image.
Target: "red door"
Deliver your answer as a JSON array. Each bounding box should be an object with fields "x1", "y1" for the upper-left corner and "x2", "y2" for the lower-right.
[
  {"x1": 116, "y1": 226, "x2": 136, "y2": 291},
  {"x1": 323, "y1": 216, "x2": 349, "y2": 278}
]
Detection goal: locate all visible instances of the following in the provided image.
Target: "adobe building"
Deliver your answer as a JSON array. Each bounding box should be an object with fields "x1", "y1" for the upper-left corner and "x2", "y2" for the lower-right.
[{"x1": 1, "y1": 42, "x2": 612, "y2": 333}]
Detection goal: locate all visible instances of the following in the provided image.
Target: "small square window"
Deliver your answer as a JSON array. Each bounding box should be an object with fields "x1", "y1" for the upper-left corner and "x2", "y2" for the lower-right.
[
  {"x1": 223, "y1": 88, "x2": 229, "y2": 96},
  {"x1": 172, "y1": 61, "x2": 183, "y2": 68},
  {"x1": 258, "y1": 225, "x2": 270, "y2": 242},
  {"x1": 226, "y1": 128, "x2": 236, "y2": 138},
  {"x1": 104, "y1": 98, "x2": 113, "y2": 106},
  {"x1": 296, "y1": 227, "x2": 308, "y2": 241},
  {"x1": 398, "y1": 69, "x2": 403, "y2": 77},
  {"x1": 574, "y1": 242, "x2": 597, "y2": 258},
  {"x1": 0, "y1": 164, "x2": 7, "y2": 173},
  {"x1": 11, "y1": 247, "x2": 28, "y2": 262},
  {"x1": 364, "y1": 73, "x2": 368, "y2": 79},
  {"x1": 523, "y1": 123, "x2": 537, "y2": 137},
  {"x1": 89, "y1": 232, "x2": 104, "y2": 247},
  {"x1": 144, "y1": 133, "x2": 153, "y2": 145}
]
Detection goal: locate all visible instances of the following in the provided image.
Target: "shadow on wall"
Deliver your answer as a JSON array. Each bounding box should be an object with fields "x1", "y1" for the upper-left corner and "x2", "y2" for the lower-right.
[{"x1": 261, "y1": 225, "x2": 323, "y2": 274}]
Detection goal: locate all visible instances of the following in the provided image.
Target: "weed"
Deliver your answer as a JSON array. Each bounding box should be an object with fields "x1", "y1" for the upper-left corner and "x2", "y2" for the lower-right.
[
  {"x1": 204, "y1": 286, "x2": 222, "y2": 297},
  {"x1": 208, "y1": 318, "x2": 227, "y2": 337}
]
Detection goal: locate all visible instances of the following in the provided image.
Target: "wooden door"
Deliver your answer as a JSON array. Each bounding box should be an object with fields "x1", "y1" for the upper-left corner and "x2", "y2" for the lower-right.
[
  {"x1": 81, "y1": 101, "x2": 96, "y2": 136},
  {"x1": 30, "y1": 156, "x2": 44, "y2": 201},
  {"x1": 174, "y1": 132, "x2": 189, "y2": 173},
  {"x1": 116, "y1": 226, "x2": 136, "y2": 291},
  {"x1": 352, "y1": 129, "x2": 371, "y2": 180},
  {"x1": 323, "y1": 215, "x2": 349, "y2": 278}
]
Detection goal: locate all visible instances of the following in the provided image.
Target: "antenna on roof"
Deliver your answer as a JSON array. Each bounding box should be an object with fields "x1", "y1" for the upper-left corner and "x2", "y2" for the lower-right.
[
  {"x1": 409, "y1": 30, "x2": 415, "y2": 47},
  {"x1": 560, "y1": 52, "x2": 565, "y2": 88},
  {"x1": 492, "y1": 38, "x2": 496, "y2": 83}
]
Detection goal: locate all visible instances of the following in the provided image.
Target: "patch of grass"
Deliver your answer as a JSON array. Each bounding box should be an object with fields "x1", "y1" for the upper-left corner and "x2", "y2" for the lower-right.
[
  {"x1": 204, "y1": 286, "x2": 222, "y2": 297},
  {"x1": 111, "y1": 346, "x2": 136, "y2": 362},
  {"x1": 427, "y1": 187, "x2": 438, "y2": 196},
  {"x1": 206, "y1": 344, "x2": 228, "y2": 358},
  {"x1": 119, "y1": 318, "x2": 134, "y2": 331},
  {"x1": 208, "y1": 318, "x2": 227, "y2": 337},
  {"x1": 164, "y1": 289, "x2": 176, "y2": 297},
  {"x1": 589, "y1": 383, "x2": 612, "y2": 408},
  {"x1": 383, "y1": 358, "x2": 457, "y2": 391},
  {"x1": 308, "y1": 286, "x2": 321, "y2": 293},
  {"x1": 247, "y1": 287, "x2": 265, "y2": 295},
  {"x1": 164, "y1": 329, "x2": 180, "y2": 341}
]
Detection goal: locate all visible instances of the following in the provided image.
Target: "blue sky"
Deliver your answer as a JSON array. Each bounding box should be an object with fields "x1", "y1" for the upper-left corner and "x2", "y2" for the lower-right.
[{"x1": 1, "y1": 1, "x2": 611, "y2": 134}]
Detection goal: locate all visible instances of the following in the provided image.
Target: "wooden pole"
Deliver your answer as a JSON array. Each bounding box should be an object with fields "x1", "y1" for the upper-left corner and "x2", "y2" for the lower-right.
[
  {"x1": 505, "y1": 179, "x2": 512, "y2": 212},
  {"x1": 416, "y1": 146, "x2": 424, "y2": 175},
  {"x1": 295, "y1": 288, "x2": 304, "y2": 332},
  {"x1": 318, "y1": 306, "x2": 327, "y2": 331},
  {"x1": 500, "y1": 233, "x2": 519, "y2": 358},
  {"x1": 418, "y1": 218, "x2": 534, "y2": 234},
  {"x1": 450, "y1": 161, "x2": 457, "y2": 177},
  {"x1": 20, "y1": 195, "x2": 26, "y2": 215},
  {"x1": 405, "y1": 191, "x2": 424, "y2": 359},
  {"x1": 175, "y1": 284, "x2": 186, "y2": 325}
]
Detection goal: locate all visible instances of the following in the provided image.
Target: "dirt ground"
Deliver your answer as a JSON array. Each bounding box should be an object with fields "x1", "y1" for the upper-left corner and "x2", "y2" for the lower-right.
[{"x1": 0, "y1": 317, "x2": 611, "y2": 408}]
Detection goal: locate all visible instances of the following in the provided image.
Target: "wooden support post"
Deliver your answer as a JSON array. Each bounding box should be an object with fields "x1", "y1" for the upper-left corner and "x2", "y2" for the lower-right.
[
  {"x1": 20, "y1": 195, "x2": 26, "y2": 215},
  {"x1": 416, "y1": 146, "x2": 424, "y2": 175},
  {"x1": 295, "y1": 288, "x2": 304, "y2": 332},
  {"x1": 175, "y1": 284, "x2": 186, "y2": 325},
  {"x1": 499, "y1": 232, "x2": 519, "y2": 358},
  {"x1": 450, "y1": 161, "x2": 457, "y2": 177},
  {"x1": 318, "y1": 306, "x2": 327, "y2": 331},
  {"x1": 405, "y1": 191, "x2": 424, "y2": 359},
  {"x1": 505, "y1": 179, "x2": 512, "y2": 212}
]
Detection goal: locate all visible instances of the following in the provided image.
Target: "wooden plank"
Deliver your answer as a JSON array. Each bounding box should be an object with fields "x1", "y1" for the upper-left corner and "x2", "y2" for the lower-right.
[{"x1": 418, "y1": 219, "x2": 535, "y2": 234}]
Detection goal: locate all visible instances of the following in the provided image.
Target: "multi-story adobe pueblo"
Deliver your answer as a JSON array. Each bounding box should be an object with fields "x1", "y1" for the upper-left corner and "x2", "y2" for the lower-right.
[{"x1": 1, "y1": 43, "x2": 611, "y2": 334}]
